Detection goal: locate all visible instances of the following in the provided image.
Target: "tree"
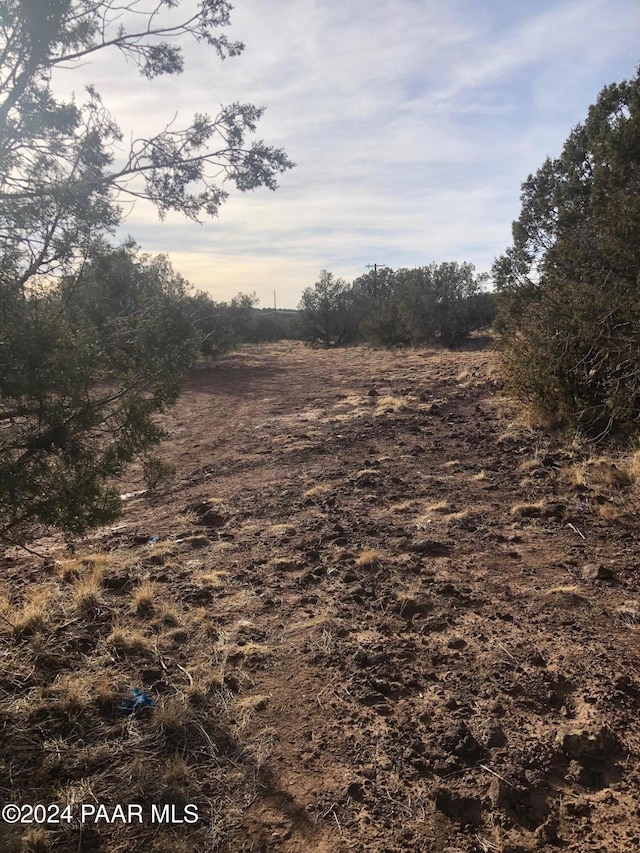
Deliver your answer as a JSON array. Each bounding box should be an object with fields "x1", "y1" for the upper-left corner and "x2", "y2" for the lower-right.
[
  {"x1": 359, "y1": 263, "x2": 493, "y2": 348},
  {"x1": 298, "y1": 270, "x2": 360, "y2": 346},
  {"x1": 494, "y1": 67, "x2": 640, "y2": 437},
  {"x1": 0, "y1": 243, "x2": 197, "y2": 546},
  {"x1": 0, "y1": 0, "x2": 293, "y2": 547},
  {"x1": 188, "y1": 290, "x2": 259, "y2": 355}
]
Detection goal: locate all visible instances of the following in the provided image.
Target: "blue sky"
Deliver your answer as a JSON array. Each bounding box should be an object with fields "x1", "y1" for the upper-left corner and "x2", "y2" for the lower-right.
[{"x1": 62, "y1": 0, "x2": 639, "y2": 307}]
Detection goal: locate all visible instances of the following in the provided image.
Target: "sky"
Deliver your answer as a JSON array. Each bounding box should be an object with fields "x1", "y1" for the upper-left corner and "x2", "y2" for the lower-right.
[{"x1": 59, "y1": 0, "x2": 639, "y2": 308}]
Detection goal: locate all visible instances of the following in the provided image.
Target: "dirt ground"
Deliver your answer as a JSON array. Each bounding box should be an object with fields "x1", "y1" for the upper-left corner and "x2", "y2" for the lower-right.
[{"x1": 2, "y1": 340, "x2": 640, "y2": 852}]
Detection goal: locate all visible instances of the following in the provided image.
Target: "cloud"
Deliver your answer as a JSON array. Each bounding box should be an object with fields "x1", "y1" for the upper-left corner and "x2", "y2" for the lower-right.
[{"x1": 53, "y1": 0, "x2": 640, "y2": 307}]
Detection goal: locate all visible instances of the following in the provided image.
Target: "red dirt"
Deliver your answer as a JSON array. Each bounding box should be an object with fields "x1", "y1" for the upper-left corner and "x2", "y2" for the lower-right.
[{"x1": 4, "y1": 341, "x2": 640, "y2": 852}]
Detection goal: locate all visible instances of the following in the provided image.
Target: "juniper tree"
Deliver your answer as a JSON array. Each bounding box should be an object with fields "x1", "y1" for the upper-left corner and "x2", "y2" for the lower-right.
[
  {"x1": 0, "y1": 0, "x2": 293, "y2": 546},
  {"x1": 493, "y1": 67, "x2": 640, "y2": 437}
]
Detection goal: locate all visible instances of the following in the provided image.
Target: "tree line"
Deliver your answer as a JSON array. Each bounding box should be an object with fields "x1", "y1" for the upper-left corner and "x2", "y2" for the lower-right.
[{"x1": 298, "y1": 264, "x2": 496, "y2": 348}]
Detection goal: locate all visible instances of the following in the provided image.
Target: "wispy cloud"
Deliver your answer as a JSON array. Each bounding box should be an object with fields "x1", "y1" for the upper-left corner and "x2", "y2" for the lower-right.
[{"x1": 58, "y1": 0, "x2": 639, "y2": 307}]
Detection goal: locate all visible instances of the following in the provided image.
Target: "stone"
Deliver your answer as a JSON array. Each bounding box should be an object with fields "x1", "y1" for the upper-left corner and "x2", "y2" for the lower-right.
[
  {"x1": 434, "y1": 787, "x2": 482, "y2": 827},
  {"x1": 581, "y1": 562, "x2": 614, "y2": 581},
  {"x1": 559, "y1": 727, "x2": 619, "y2": 763}
]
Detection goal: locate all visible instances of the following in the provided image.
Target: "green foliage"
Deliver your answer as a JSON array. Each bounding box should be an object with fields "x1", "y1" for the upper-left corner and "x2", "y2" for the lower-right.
[
  {"x1": 0, "y1": 244, "x2": 197, "y2": 545},
  {"x1": 354, "y1": 263, "x2": 495, "y2": 348},
  {"x1": 299, "y1": 265, "x2": 495, "y2": 349},
  {"x1": 247, "y1": 309, "x2": 300, "y2": 344},
  {"x1": 0, "y1": 0, "x2": 293, "y2": 547},
  {"x1": 189, "y1": 291, "x2": 258, "y2": 356},
  {"x1": 188, "y1": 294, "x2": 300, "y2": 355},
  {"x1": 494, "y1": 67, "x2": 640, "y2": 438},
  {"x1": 298, "y1": 270, "x2": 361, "y2": 346}
]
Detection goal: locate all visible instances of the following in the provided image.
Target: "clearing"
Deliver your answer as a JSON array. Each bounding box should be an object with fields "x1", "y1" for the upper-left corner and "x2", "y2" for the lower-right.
[{"x1": 1, "y1": 341, "x2": 640, "y2": 852}]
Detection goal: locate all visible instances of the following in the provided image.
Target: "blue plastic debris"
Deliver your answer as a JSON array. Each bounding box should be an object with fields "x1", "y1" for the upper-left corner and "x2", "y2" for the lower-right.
[{"x1": 118, "y1": 687, "x2": 156, "y2": 713}]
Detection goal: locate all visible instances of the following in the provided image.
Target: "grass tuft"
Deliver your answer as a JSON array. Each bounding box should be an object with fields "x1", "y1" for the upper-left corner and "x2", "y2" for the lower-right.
[
  {"x1": 355, "y1": 549, "x2": 381, "y2": 568},
  {"x1": 511, "y1": 499, "x2": 546, "y2": 517},
  {"x1": 106, "y1": 627, "x2": 152, "y2": 657}
]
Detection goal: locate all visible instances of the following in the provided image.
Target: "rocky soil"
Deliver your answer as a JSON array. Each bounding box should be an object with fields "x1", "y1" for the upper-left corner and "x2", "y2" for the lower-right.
[{"x1": 2, "y1": 341, "x2": 640, "y2": 852}]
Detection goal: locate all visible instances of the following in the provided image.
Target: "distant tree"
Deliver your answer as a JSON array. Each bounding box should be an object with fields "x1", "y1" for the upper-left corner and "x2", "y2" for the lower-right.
[
  {"x1": 361, "y1": 263, "x2": 493, "y2": 348},
  {"x1": 494, "y1": 67, "x2": 640, "y2": 437},
  {"x1": 248, "y1": 308, "x2": 301, "y2": 343},
  {"x1": 189, "y1": 291, "x2": 259, "y2": 355},
  {"x1": 0, "y1": 0, "x2": 293, "y2": 547},
  {"x1": 298, "y1": 270, "x2": 360, "y2": 346},
  {"x1": 352, "y1": 267, "x2": 403, "y2": 345}
]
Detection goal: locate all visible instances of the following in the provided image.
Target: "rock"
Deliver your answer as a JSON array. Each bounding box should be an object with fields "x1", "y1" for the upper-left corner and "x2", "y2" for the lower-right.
[
  {"x1": 187, "y1": 500, "x2": 228, "y2": 528},
  {"x1": 141, "y1": 668, "x2": 162, "y2": 684},
  {"x1": 488, "y1": 776, "x2": 511, "y2": 809},
  {"x1": 406, "y1": 539, "x2": 451, "y2": 557},
  {"x1": 613, "y1": 673, "x2": 637, "y2": 694},
  {"x1": 346, "y1": 781, "x2": 365, "y2": 801},
  {"x1": 558, "y1": 727, "x2": 619, "y2": 763},
  {"x1": 581, "y1": 563, "x2": 615, "y2": 581},
  {"x1": 562, "y1": 798, "x2": 592, "y2": 818},
  {"x1": 439, "y1": 723, "x2": 483, "y2": 762},
  {"x1": 482, "y1": 723, "x2": 507, "y2": 749},
  {"x1": 534, "y1": 817, "x2": 560, "y2": 846},
  {"x1": 564, "y1": 759, "x2": 592, "y2": 787},
  {"x1": 434, "y1": 787, "x2": 482, "y2": 827},
  {"x1": 395, "y1": 594, "x2": 432, "y2": 620}
]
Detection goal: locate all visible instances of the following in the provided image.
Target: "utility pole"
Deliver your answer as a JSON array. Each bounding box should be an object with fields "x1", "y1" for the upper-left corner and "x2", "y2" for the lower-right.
[
  {"x1": 273, "y1": 290, "x2": 277, "y2": 312},
  {"x1": 366, "y1": 263, "x2": 385, "y2": 297}
]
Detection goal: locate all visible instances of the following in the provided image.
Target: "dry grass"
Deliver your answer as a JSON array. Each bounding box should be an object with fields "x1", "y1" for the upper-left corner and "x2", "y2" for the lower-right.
[
  {"x1": 415, "y1": 500, "x2": 474, "y2": 527},
  {"x1": 131, "y1": 580, "x2": 157, "y2": 616},
  {"x1": 375, "y1": 394, "x2": 411, "y2": 412},
  {"x1": 0, "y1": 536, "x2": 264, "y2": 845},
  {"x1": 269, "y1": 556, "x2": 303, "y2": 571},
  {"x1": 6, "y1": 342, "x2": 635, "y2": 852},
  {"x1": 198, "y1": 570, "x2": 230, "y2": 589},
  {"x1": 152, "y1": 602, "x2": 182, "y2": 629},
  {"x1": 572, "y1": 456, "x2": 633, "y2": 488},
  {"x1": 443, "y1": 508, "x2": 472, "y2": 523},
  {"x1": 72, "y1": 565, "x2": 105, "y2": 614},
  {"x1": 543, "y1": 585, "x2": 590, "y2": 605},
  {"x1": 185, "y1": 534, "x2": 210, "y2": 548},
  {"x1": 234, "y1": 694, "x2": 271, "y2": 729},
  {"x1": 355, "y1": 549, "x2": 381, "y2": 568},
  {"x1": 426, "y1": 500, "x2": 452, "y2": 514},
  {"x1": 355, "y1": 467, "x2": 380, "y2": 478},
  {"x1": 389, "y1": 499, "x2": 419, "y2": 513},
  {"x1": 303, "y1": 484, "x2": 332, "y2": 498},
  {"x1": 12, "y1": 588, "x2": 55, "y2": 635},
  {"x1": 517, "y1": 457, "x2": 543, "y2": 473},
  {"x1": 511, "y1": 499, "x2": 547, "y2": 518},
  {"x1": 46, "y1": 673, "x2": 89, "y2": 713},
  {"x1": 146, "y1": 540, "x2": 178, "y2": 564},
  {"x1": 563, "y1": 450, "x2": 640, "y2": 526},
  {"x1": 471, "y1": 470, "x2": 487, "y2": 481},
  {"x1": 106, "y1": 626, "x2": 152, "y2": 656},
  {"x1": 616, "y1": 603, "x2": 640, "y2": 628},
  {"x1": 154, "y1": 696, "x2": 190, "y2": 740},
  {"x1": 597, "y1": 503, "x2": 633, "y2": 524}
]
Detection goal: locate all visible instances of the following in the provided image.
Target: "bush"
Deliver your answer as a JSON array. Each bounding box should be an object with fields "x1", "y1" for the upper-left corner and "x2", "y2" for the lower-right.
[
  {"x1": 298, "y1": 271, "x2": 361, "y2": 346},
  {"x1": 0, "y1": 245, "x2": 197, "y2": 546},
  {"x1": 494, "y1": 67, "x2": 640, "y2": 438}
]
